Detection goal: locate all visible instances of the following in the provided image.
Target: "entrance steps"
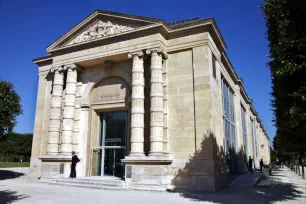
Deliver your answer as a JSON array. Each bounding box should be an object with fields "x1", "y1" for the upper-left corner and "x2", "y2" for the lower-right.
[{"x1": 49, "y1": 176, "x2": 126, "y2": 190}]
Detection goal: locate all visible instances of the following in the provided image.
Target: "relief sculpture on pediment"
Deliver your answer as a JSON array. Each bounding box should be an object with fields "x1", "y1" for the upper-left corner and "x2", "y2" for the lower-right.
[{"x1": 67, "y1": 21, "x2": 134, "y2": 45}]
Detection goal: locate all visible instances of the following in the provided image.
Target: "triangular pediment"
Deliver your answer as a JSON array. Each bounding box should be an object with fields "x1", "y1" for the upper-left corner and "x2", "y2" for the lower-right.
[
  {"x1": 47, "y1": 10, "x2": 165, "y2": 52},
  {"x1": 66, "y1": 20, "x2": 134, "y2": 46}
]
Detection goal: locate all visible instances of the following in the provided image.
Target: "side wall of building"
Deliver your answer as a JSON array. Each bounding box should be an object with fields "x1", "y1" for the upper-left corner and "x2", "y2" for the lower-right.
[{"x1": 30, "y1": 64, "x2": 53, "y2": 177}]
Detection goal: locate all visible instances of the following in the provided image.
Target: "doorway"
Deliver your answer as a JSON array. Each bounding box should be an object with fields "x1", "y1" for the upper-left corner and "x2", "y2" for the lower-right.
[{"x1": 90, "y1": 111, "x2": 127, "y2": 178}]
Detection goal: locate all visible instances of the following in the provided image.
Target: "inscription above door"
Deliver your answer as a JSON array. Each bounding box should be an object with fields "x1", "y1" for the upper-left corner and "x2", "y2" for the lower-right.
[{"x1": 91, "y1": 77, "x2": 129, "y2": 104}]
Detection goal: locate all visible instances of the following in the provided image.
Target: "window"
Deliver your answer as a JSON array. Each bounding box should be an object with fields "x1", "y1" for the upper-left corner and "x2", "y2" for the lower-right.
[
  {"x1": 241, "y1": 106, "x2": 248, "y2": 154},
  {"x1": 255, "y1": 125, "x2": 259, "y2": 158},
  {"x1": 212, "y1": 55, "x2": 217, "y2": 79},
  {"x1": 222, "y1": 77, "x2": 236, "y2": 153},
  {"x1": 250, "y1": 118, "x2": 256, "y2": 159}
]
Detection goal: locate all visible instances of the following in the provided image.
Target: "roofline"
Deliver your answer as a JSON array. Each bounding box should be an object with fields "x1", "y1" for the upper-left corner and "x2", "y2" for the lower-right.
[
  {"x1": 46, "y1": 21, "x2": 227, "y2": 56},
  {"x1": 96, "y1": 9, "x2": 167, "y2": 24},
  {"x1": 33, "y1": 55, "x2": 53, "y2": 64},
  {"x1": 46, "y1": 9, "x2": 227, "y2": 53},
  {"x1": 46, "y1": 10, "x2": 165, "y2": 52},
  {"x1": 46, "y1": 10, "x2": 98, "y2": 51}
]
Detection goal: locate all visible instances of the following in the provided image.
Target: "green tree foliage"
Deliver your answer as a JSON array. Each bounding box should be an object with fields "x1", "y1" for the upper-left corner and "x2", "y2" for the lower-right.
[
  {"x1": 270, "y1": 149, "x2": 277, "y2": 162},
  {"x1": 0, "y1": 80, "x2": 22, "y2": 137},
  {"x1": 0, "y1": 132, "x2": 33, "y2": 162},
  {"x1": 261, "y1": 0, "x2": 306, "y2": 158}
]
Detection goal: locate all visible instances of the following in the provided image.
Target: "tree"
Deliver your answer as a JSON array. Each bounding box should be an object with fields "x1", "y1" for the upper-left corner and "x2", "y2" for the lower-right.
[
  {"x1": 261, "y1": 0, "x2": 306, "y2": 177},
  {"x1": 0, "y1": 132, "x2": 33, "y2": 162},
  {"x1": 0, "y1": 80, "x2": 22, "y2": 137},
  {"x1": 270, "y1": 149, "x2": 277, "y2": 162}
]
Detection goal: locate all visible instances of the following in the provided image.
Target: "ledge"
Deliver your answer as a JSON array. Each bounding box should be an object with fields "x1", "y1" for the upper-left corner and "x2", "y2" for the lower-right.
[
  {"x1": 121, "y1": 156, "x2": 173, "y2": 165},
  {"x1": 39, "y1": 155, "x2": 72, "y2": 162}
]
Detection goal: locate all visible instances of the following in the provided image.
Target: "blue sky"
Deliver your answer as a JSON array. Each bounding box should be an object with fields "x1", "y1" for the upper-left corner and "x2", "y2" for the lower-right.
[{"x1": 0, "y1": 0, "x2": 275, "y2": 145}]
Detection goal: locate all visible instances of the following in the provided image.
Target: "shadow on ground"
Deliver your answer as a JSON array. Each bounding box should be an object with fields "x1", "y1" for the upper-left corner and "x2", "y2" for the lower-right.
[
  {"x1": 176, "y1": 181, "x2": 304, "y2": 204},
  {"x1": 0, "y1": 170, "x2": 28, "y2": 203},
  {"x1": 0, "y1": 170, "x2": 24, "y2": 181},
  {"x1": 171, "y1": 132, "x2": 304, "y2": 203},
  {"x1": 0, "y1": 190, "x2": 28, "y2": 204}
]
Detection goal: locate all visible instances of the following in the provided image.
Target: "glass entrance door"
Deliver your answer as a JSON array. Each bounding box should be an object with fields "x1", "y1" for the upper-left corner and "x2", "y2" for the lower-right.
[{"x1": 90, "y1": 111, "x2": 127, "y2": 178}]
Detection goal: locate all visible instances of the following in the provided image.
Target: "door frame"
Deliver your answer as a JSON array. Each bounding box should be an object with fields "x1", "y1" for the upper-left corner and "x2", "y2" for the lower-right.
[{"x1": 89, "y1": 110, "x2": 128, "y2": 178}]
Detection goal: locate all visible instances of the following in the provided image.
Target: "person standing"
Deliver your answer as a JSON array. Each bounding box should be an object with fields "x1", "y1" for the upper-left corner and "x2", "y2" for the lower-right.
[
  {"x1": 248, "y1": 156, "x2": 253, "y2": 173},
  {"x1": 260, "y1": 159, "x2": 264, "y2": 173},
  {"x1": 70, "y1": 151, "x2": 80, "y2": 179}
]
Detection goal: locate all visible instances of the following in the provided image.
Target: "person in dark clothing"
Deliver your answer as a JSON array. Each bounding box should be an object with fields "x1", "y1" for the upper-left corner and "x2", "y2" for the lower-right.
[
  {"x1": 248, "y1": 156, "x2": 253, "y2": 173},
  {"x1": 70, "y1": 151, "x2": 80, "y2": 178},
  {"x1": 260, "y1": 159, "x2": 264, "y2": 173}
]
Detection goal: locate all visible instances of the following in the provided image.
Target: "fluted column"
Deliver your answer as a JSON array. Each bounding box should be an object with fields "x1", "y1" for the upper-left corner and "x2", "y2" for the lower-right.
[
  {"x1": 60, "y1": 64, "x2": 78, "y2": 155},
  {"x1": 146, "y1": 48, "x2": 165, "y2": 156},
  {"x1": 47, "y1": 67, "x2": 64, "y2": 155},
  {"x1": 162, "y1": 58, "x2": 169, "y2": 155},
  {"x1": 128, "y1": 51, "x2": 145, "y2": 157}
]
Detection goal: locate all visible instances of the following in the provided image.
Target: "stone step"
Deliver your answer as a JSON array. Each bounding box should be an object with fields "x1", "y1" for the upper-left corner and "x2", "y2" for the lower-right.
[
  {"x1": 53, "y1": 180, "x2": 124, "y2": 187},
  {"x1": 54, "y1": 178, "x2": 124, "y2": 186},
  {"x1": 50, "y1": 181, "x2": 126, "y2": 190}
]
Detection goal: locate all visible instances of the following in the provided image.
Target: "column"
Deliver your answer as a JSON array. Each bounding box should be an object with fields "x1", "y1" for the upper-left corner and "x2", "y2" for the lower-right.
[
  {"x1": 73, "y1": 82, "x2": 82, "y2": 153},
  {"x1": 162, "y1": 58, "x2": 169, "y2": 155},
  {"x1": 128, "y1": 51, "x2": 145, "y2": 157},
  {"x1": 146, "y1": 48, "x2": 165, "y2": 156},
  {"x1": 47, "y1": 67, "x2": 64, "y2": 155},
  {"x1": 60, "y1": 64, "x2": 78, "y2": 155}
]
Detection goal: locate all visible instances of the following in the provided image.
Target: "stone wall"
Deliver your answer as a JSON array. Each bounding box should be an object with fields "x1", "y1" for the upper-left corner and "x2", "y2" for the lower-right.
[
  {"x1": 167, "y1": 45, "x2": 227, "y2": 192},
  {"x1": 30, "y1": 65, "x2": 53, "y2": 177}
]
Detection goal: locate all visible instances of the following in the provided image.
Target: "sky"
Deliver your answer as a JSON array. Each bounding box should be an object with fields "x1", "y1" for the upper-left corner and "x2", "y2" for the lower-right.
[{"x1": 0, "y1": 0, "x2": 275, "y2": 145}]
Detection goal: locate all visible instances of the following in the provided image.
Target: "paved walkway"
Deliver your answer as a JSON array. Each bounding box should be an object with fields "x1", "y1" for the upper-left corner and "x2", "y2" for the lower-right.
[
  {"x1": 0, "y1": 167, "x2": 305, "y2": 204},
  {"x1": 256, "y1": 166, "x2": 306, "y2": 204}
]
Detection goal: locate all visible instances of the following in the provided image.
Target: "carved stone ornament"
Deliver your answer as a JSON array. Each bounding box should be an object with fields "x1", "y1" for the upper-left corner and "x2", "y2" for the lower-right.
[
  {"x1": 104, "y1": 60, "x2": 113, "y2": 72},
  {"x1": 67, "y1": 20, "x2": 134, "y2": 45}
]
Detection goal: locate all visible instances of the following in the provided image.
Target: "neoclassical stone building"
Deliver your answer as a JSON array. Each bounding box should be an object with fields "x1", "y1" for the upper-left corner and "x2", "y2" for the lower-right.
[{"x1": 31, "y1": 10, "x2": 270, "y2": 192}]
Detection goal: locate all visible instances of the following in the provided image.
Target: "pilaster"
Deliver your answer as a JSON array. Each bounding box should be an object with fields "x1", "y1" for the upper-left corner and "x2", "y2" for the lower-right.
[
  {"x1": 234, "y1": 85, "x2": 242, "y2": 152},
  {"x1": 162, "y1": 58, "x2": 169, "y2": 155}
]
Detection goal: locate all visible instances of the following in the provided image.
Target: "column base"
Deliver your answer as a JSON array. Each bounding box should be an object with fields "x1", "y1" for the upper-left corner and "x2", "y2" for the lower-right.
[
  {"x1": 39, "y1": 155, "x2": 73, "y2": 179},
  {"x1": 121, "y1": 155, "x2": 172, "y2": 164},
  {"x1": 46, "y1": 152, "x2": 60, "y2": 156},
  {"x1": 122, "y1": 156, "x2": 173, "y2": 189},
  {"x1": 60, "y1": 152, "x2": 72, "y2": 156},
  {"x1": 148, "y1": 152, "x2": 165, "y2": 157},
  {"x1": 128, "y1": 152, "x2": 146, "y2": 157}
]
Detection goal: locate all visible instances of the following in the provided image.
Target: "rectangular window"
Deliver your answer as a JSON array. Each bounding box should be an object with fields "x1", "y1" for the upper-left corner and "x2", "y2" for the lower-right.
[
  {"x1": 255, "y1": 125, "x2": 259, "y2": 158},
  {"x1": 212, "y1": 55, "x2": 217, "y2": 79},
  {"x1": 222, "y1": 77, "x2": 236, "y2": 153},
  {"x1": 241, "y1": 106, "x2": 248, "y2": 155},
  {"x1": 250, "y1": 118, "x2": 255, "y2": 160}
]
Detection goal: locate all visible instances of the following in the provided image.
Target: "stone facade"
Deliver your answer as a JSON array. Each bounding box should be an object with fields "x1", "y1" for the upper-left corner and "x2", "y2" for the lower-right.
[{"x1": 31, "y1": 10, "x2": 270, "y2": 192}]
